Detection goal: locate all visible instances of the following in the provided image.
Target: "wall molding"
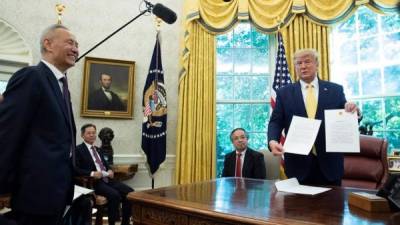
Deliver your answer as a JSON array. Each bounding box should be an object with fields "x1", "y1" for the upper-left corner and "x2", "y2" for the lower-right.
[{"x1": 0, "y1": 19, "x2": 32, "y2": 65}]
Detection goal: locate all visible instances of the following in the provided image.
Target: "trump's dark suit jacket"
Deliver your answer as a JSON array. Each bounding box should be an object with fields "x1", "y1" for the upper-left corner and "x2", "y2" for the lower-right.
[
  {"x1": 0, "y1": 62, "x2": 75, "y2": 215},
  {"x1": 222, "y1": 148, "x2": 266, "y2": 179},
  {"x1": 268, "y1": 79, "x2": 347, "y2": 182}
]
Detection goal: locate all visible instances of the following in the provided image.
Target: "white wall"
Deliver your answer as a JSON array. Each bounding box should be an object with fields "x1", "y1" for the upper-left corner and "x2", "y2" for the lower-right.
[{"x1": 0, "y1": 0, "x2": 183, "y2": 190}]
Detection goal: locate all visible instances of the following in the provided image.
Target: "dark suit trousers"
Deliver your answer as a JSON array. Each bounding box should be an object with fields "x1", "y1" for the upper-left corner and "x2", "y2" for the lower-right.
[
  {"x1": 300, "y1": 155, "x2": 342, "y2": 186},
  {"x1": 0, "y1": 215, "x2": 17, "y2": 225},
  {"x1": 95, "y1": 180, "x2": 133, "y2": 225},
  {"x1": 63, "y1": 195, "x2": 92, "y2": 225},
  {"x1": 13, "y1": 211, "x2": 62, "y2": 225}
]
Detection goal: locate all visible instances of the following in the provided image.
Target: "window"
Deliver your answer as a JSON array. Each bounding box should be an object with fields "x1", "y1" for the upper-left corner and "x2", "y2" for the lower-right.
[
  {"x1": 331, "y1": 6, "x2": 400, "y2": 154},
  {"x1": 216, "y1": 23, "x2": 273, "y2": 176},
  {"x1": 0, "y1": 81, "x2": 6, "y2": 94}
]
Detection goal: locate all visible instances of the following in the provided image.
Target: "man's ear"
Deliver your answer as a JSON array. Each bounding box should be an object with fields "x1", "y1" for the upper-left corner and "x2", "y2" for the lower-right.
[{"x1": 43, "y1": 39, "x2": 52, "y2": 52}]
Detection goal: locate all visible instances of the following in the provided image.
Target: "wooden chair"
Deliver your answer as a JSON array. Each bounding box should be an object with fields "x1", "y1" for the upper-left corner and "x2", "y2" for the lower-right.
[
  {"x1": 342, "y1": 135, "x2": 389, "y2": 189},
  {"x1": 0, "y1": 193, "x2": 11, "y2": 210},
  {"x1": 75, "y1": 176, "x2": 107, "y2": 225}
]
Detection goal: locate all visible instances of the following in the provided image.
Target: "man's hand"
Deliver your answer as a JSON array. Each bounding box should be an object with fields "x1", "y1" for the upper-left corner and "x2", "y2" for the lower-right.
[
  {"x1": 269, "y1": 140, "x2": 284, "y2": 156},
  {"x1": 345, "y1": 102, "x2": 361, "y2": 116},
  {"x1": 107, "y1": 170, "x2": 114, "y2": 179},
  {"x1": 92, "y1": 171, "x2": 102, "y2": 179}
]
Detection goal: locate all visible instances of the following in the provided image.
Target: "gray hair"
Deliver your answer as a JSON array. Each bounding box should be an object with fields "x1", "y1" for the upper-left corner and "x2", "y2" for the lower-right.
[
  {"x1": 40, "y1": 24, "x2": 69, "y2": 54},
  {"x1": 293, "y1": 48, "x2": 319, "y2": 65}
]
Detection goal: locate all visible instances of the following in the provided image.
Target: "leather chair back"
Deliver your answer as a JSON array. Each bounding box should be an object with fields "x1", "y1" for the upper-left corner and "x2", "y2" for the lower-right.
[
  {"x1": 342, "y1": 135, "x2": 389, "y2": 189},
  {"x1": 260, "y1": 150, "x2": 281, "y2": 180}
]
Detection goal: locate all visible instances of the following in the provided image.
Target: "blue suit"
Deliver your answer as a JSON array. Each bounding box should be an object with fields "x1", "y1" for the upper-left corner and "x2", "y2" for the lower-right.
[
  {"x1": 0, "y1": 62, "x2": 75, "y2": 217},
  {"x1": 268, "y1": 79, "x2": 346, "y2": 183}
]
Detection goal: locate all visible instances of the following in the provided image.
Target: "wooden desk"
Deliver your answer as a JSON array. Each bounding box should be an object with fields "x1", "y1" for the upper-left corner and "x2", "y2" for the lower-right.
[{"x1": 128, "y1": 178, "x2": 397, "y2": 225}]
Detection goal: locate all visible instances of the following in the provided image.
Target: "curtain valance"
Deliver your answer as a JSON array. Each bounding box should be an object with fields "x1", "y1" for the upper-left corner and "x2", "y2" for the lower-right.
[{"x1": 184, "y1": 0, "x2": 399, "y2": 33}]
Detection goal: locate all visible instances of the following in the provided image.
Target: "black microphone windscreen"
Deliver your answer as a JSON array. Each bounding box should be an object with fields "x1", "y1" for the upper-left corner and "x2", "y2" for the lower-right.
[{"x1": 152, "y1": 3, "x2": 177, "y2": 24}]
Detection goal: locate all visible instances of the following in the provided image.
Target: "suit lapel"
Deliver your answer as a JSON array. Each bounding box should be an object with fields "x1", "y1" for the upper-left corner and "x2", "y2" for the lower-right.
[
  {"x1": 39, "y1": 62, "x2": 69, "y2": 124},
  {"x1": 81, "y1": 143, "x2": 98, "y2": 170},
  {"x1": 242, "y1": 149, "x2": 252, "y2": 177},
  {"x1": 316, "y1": 80, "x2": 329, "y2": 119}
]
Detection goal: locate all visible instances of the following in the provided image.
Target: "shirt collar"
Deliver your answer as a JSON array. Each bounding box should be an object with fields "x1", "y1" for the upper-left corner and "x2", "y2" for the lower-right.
[
  {"x1": 300, "y1": 76, "x2": 319, "y2": 90},
  {"x1": 83, "y1": 141, "x2": 95, "y2": 151},
  {"x1": 41, "y1": 59, "x2": 66, "y2": 81},
  {"x1": 236, "y1": 148, "x2": 247, "y2": 155},
  {"x1": 101, "y1": 87, "x2": 110, "y2": 92}
]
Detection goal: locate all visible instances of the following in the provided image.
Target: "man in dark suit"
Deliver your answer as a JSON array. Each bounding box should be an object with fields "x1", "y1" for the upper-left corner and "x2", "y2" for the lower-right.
[
  {"x1": 222, "y1": 128, "x2": 266, "y2": 179},
  {"x1": 88, "y1": 73, "x2": 126, "y2": 111},
  {"x1": 268, "y1": 48, "x2": 361, "y2": 186},
  {"x1": 0, "y1": 24, "x2": 79, "y2": 225},
  {"x1": 75, "y1": 124, "x2": 133, "y2": 225}
]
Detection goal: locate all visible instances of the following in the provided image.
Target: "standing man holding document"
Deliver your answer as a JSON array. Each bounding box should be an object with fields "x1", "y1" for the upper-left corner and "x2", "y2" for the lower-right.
[{"x1": 268, "y1": 49, "x2": 361, "y2": 186}]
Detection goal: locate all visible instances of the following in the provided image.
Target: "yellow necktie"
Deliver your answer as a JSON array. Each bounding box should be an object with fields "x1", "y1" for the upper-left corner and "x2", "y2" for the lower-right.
[{"x1": 306, "y1": 84, "x2": 317, "y2": 155}]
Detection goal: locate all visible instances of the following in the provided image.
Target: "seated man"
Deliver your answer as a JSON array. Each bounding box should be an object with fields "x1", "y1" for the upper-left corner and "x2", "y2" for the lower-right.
[
  {"x1": 222, "y1": 128, "x2": 266, "y2": 179},
  {"x1": 75, "y1": 124, "x2": 133, "y2": 225}
]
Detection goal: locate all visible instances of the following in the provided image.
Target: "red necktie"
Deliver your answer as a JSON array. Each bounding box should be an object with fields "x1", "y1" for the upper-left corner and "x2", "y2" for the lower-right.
[
  {"x1": 91, "y1": 146, "x2": 108, "y2": 182},
  {"x1": 235, "y1": 153, "x2": 242, "y2": 177}
]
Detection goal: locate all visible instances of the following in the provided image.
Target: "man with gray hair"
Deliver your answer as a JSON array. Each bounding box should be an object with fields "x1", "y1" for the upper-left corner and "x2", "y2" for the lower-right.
[
  {"x1": 0, "y1": 24, "x2": 79, "y2": 225},
  {"x1": 268, "y1": 48, "x2": 361, "y2": 186}
]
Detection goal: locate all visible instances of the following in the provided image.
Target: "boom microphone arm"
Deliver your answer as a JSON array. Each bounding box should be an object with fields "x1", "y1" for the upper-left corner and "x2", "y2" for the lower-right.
[{"x1": 76, "y1": 1, "x2": 176, "y2": 62}]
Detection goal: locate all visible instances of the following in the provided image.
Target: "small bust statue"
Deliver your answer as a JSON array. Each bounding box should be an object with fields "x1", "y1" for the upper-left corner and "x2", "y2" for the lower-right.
[{"x1": 98, "y1": 127, "x2": 114, "y2": 165}]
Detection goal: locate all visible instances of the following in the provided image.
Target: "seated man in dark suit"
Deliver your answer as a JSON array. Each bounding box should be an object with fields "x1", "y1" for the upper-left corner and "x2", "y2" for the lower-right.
[
  {"x1": 222, "y1": 128, "x2": 266, "y2": 179},
  {"x1": 75, "y1": 124, "x2": 133, "y2": 225}
]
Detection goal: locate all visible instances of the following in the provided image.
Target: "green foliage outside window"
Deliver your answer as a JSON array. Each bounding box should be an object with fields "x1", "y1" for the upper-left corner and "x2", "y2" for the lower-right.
[
  {"x1": 331, "y1": 6, "x2": 400, "y2": 154},
  {"x1": 0, "y1": 81, "x2": 6, "y2": 94},
  {"x1": 216, "y1": 23, "x2": 272, "y2": 177}
]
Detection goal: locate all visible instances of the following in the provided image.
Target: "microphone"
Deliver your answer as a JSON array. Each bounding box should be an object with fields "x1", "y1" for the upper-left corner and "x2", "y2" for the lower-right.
[{"x1": 152, "y1": 3, "x2": 177, "y2": 24}]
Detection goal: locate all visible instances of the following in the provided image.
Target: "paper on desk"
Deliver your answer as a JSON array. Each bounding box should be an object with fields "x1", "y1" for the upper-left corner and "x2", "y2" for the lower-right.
[
  {"x1": 283, "y1": 116, "x2": 321, "y2": 155},
  {"x1": 325, "y1": 109, "x2": 360, "y2": 153},
  {"x1": 275, "y1": 178, "x2": 331, "y2": 195}
]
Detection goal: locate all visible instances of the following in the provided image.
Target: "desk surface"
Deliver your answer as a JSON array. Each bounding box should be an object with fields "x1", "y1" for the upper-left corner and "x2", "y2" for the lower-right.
[{"x1": 128, "y1": 178, "x2": 396, "y2": 225}]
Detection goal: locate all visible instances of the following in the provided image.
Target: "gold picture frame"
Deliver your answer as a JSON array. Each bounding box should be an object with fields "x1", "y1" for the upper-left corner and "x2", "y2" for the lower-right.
[
  {"x1": 388, "y1": 156, "x2": 400, "y2": 172},
  {"x1": 81, "y1": 57, "x2": 135, "y2": 119}
]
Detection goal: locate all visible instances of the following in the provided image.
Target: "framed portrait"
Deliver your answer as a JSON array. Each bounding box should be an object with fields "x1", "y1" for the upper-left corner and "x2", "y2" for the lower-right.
[
  {"x1": 388, "y1": 156, "x2": 400, "y2": 172},
  {"x1": 81, "y1": 57, "x2": 135, "y2": 119}
]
